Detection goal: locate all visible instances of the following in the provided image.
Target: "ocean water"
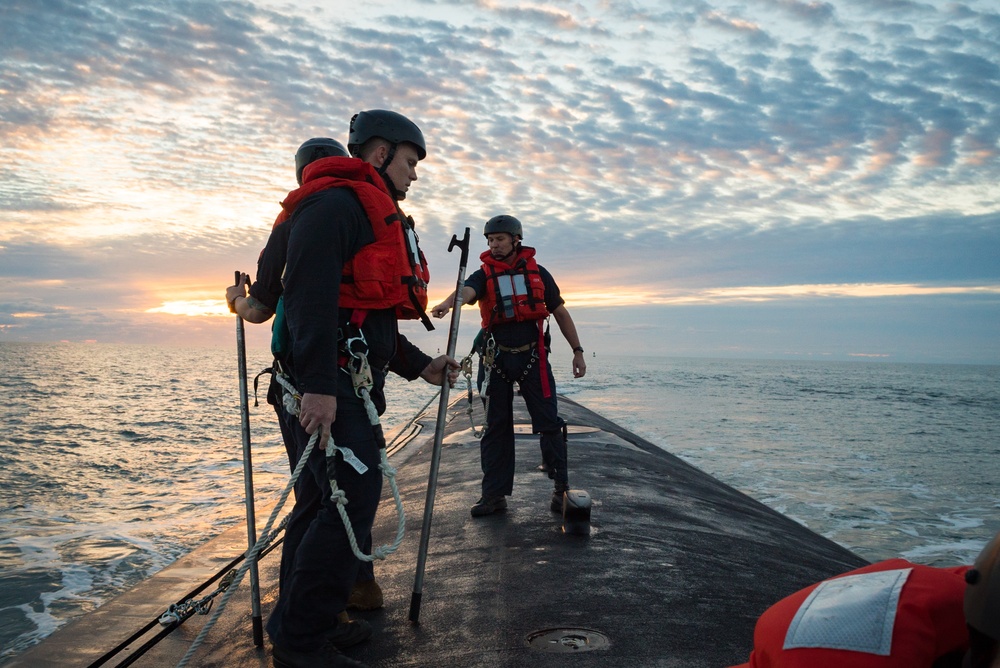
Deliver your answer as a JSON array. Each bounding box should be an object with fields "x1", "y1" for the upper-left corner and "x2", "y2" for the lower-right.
[{"x1": 1, "y1": 342, "x2": 998, "y2": 661}]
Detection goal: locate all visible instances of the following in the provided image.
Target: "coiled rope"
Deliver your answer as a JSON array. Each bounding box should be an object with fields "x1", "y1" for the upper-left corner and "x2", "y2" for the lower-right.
[
  {"x1": 176, "y1": 424, "x2": 316, "y2": 667},
  {"x1": 176, "y1": 358, "x2": 433, "y2": 666}
]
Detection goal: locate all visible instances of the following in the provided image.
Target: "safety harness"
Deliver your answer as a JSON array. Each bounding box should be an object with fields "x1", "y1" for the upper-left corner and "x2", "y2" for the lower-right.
[{"x1": 460, "y1": 320, "x2": 553, "y2": 437}]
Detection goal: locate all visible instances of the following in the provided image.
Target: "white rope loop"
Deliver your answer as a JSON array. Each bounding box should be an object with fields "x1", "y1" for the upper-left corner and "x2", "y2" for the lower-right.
[
  {"x1": 178, "y1": 358, "x2": 409, "y2": 666},
  {"x1": 177, "y1": 428, "x2": 318, "y2": 667}
]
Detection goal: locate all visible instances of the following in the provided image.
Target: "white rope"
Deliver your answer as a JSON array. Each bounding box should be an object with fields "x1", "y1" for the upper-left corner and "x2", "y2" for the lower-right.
[
  {"x1": 177, "y1": 367, "x2": 412, "y2": 665},
  {"x1": 328, "y1": 447, "x2": 406, "y2": 562},
  {"x1": 176, "y1": 428, "x2": 317, "y2": 667}
]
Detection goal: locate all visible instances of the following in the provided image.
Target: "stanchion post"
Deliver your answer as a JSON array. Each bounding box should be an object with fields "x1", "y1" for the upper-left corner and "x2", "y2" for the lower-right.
[
  {"x1": 232, "y1": 271, "x2": 264, "y2": 646},
  {"x1": 409, "y1": 228, "x2": 471, "y2": 623}
]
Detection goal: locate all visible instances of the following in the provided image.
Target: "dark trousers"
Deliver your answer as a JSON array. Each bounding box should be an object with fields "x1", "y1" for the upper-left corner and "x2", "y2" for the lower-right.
[
  {"x1": 274, "y1": 405, "x2": 374, "y2": 594},
  {"x1": 481, "y1": 349, "x2": 567, "y2": 498},
  {"x1": 266, "y1": 400, "x2": 382, "y2": 651}
]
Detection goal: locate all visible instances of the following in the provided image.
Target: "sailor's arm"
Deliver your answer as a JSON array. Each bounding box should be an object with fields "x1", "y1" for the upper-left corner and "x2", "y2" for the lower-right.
[
  {"x1": 431, "y1": 285, "x2": 477, "y2": 318},
  {"x1": 226, "y1": 273, "x2": 275, "y2": 323},
  {"x1": 551, "y1": 304, "x2": 586, "y2": 378},
  {"x1": 390, "y1": 334, "x2": 461, "y2": 387}
]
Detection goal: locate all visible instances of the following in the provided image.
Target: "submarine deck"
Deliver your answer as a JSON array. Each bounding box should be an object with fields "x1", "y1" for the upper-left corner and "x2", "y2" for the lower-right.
[{"x1": 9, "y1": 394, "x2": 868, "y2": 667}]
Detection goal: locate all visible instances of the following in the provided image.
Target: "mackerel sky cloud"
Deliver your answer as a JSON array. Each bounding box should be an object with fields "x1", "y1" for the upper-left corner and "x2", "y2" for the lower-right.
[{"x1": 1, "y1": 0, "x2": 998, "y2": 362}]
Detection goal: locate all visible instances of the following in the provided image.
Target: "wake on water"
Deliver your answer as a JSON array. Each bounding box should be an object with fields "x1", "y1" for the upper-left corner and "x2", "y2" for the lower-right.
[{"x1": 0, "y1": 343, "x2": 997, "y2": 660}]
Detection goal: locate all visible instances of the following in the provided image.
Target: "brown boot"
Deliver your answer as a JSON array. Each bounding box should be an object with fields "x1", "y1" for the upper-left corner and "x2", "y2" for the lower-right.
[{"x1": 347, "y1": 579, "x2": 384, "y2": 611}]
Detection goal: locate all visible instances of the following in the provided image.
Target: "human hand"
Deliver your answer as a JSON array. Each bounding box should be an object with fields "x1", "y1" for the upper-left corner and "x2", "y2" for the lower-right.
[
  {"x1": 572, "y1": 352, "x2": 587, "y2": 378},
  {"x1": 226, "y1": 273, "x2": 249, "y2": 312},
  {"x1": 420, "y1": 355, "x2": 461, "y2": 387},
  {"x1": 299, "y1": 393, "x2": 337, "y2": 450},
  {"x1": 430, "y1": 302, "x2": 450, "y2": 318}
]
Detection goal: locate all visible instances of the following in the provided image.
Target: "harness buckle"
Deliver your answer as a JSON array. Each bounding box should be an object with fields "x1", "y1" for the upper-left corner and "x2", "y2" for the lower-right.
[
  {"x1": 483, "y1": 335, "x2": 496, "y2": 368},
  {"x1": 348, "y1": 352, "x2": 374, "y2": 398},
  {"x1": 340, "y1": 325, "x2": 374, "y2": 398},
  {"x1": 344, "y1": 329, "x2": 369, "y2": 359}
]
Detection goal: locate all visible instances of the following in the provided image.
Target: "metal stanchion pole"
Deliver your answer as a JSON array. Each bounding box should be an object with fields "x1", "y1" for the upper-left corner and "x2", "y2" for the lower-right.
[
  {"x1": 232, "y1": 271, "x2": 263, "y2": 646},
  {"x1": 409, "y1": 228, "x2": 470, "y2": 623}
]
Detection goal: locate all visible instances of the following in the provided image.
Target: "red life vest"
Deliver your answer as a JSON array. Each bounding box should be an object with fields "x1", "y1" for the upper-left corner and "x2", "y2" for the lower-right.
[
  {"x1": 477, "y1": 246, "x2": 554, "y2": 397},
  {"x1": 477, "y1": 246, "x2": 548, "y2": 330},
  {"x1": 278, "y1": 156, "x2": 431, "y2": 328},
  {"x1": 731, "y1": 559, "x2": 971, "y2": 668}
]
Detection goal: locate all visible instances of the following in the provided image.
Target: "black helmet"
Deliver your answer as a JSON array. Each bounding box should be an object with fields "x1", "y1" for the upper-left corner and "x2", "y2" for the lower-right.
[
  {"x1": 484, "y1": 215, "x2": 523, "y2": 240},
  {"x1": 348, "y1": 110, "x2": 426, "y2": 161},
  {"x1": 294, "y1": 137, "x2": 349, "y2": 185}
]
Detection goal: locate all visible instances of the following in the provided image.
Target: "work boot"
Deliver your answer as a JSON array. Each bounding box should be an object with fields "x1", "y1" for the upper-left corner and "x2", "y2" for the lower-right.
[
  {"x1": 347, "y1": 579, "x2": 384, "y2": 611},
  {"x1": 327, "y1": 612, "x2": 372, "y2": 649},
  {"x1": 471, "y1": 495, "x2": 507, "y2": 517},
  {"x1": 272, "y1": 638, "x2": 367, "y2": 668}
]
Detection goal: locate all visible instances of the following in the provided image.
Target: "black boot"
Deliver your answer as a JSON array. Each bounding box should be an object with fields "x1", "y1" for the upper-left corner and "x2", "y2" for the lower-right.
[
  {"x1": 471, "y1": 495, "x2": 507, "y2": 517},
  {"x1": 550, "y1": 483, "x2": 569, "y2": 513},
  {"x1": 272, "y1": 638, "x2": 367, "y2": 668}
]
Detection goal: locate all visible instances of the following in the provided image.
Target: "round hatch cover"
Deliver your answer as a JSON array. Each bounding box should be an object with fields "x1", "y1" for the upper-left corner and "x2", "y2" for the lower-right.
[{"x1": 525, "y1": 628, "x2": 610, "y2": 653}]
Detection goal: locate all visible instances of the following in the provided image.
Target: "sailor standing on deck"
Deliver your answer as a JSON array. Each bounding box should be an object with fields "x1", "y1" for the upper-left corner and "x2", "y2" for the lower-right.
[
  {"x1": 262, "y1": 110, "x2": 459, "y2": 668},
  {"x1": 731, "y1": 528, "x2": 1000, "y2": 668},
  {"x1": 431, "y1": 215, "x2": 586, "y2": 517}
]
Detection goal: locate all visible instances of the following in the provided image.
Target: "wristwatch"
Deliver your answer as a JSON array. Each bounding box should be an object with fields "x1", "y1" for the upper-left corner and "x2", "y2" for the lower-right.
[{"x1": 572, "y1": 346, "x2": 584, "y2": 354}]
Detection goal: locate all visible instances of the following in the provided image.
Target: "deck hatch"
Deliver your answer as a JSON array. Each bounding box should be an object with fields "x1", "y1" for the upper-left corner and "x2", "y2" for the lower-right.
[{"x1": 525, "y1": 628, "x2": 610, "y2": 653}]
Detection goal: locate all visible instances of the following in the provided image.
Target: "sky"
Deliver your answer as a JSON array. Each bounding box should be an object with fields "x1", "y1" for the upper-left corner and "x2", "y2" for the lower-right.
[{"x1": 1, "y1": 0, "x2": 998, "y2": 364}]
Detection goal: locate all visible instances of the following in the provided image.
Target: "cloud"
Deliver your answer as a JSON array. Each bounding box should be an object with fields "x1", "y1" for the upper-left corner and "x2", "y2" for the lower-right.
[{"x1": 0, "y1": 0, "x2": 998, "y2": 360}]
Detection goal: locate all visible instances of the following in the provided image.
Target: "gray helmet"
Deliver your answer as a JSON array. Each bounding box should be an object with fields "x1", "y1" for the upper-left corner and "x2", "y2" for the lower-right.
[
  {"x1": 348, "y1": 110, "x2": 426, "y2": 160},
  {"x1": 294, "y1": 137, "x2": 349, "y2": 185},
  {"x1": 484, "y1": 215, "x2": 523, "y2": 240},
  {"x1": 965, "y1": 530, "x2": 1000, "y2": 640}
]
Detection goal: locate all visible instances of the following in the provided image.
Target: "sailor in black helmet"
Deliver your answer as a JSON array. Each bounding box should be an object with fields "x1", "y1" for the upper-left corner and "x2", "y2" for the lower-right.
[
  {"x1": 265, "y1": 111, "x2": 458, "y2": 668},
  {"x1": 228, "y1": 137, "x2": 350, "y2": 324},
  {"x1": 348, "y1": 109, "x2": 426, "y2": 200}
]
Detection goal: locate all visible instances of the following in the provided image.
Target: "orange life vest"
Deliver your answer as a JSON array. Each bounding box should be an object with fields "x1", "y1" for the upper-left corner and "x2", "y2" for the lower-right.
[
  {"x1": 279, "y1": 156, "x2": 431, "y2": 328},
  {"x1": 732, "y1": 559, "x2": 970, "y2": 668},
  {"x1": 477, "y1": 246, "x2": 548, "y2": 330}
]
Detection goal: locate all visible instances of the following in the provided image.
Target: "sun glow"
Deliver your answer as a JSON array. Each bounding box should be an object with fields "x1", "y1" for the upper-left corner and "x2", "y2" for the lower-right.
[
  {"x1": 562, "y1": 283, "x2": 1000, "y2": 307},
  {"x1": 146, "y1": 300, "x2": 231, "y2": 317}
]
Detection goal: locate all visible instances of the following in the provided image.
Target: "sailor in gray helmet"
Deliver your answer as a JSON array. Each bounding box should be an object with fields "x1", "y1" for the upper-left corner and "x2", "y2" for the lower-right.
[
  {"x1": 294, "y1": 137, "x2": 349, "y2": 186},
  {"x1": 432, "y1": 214, "x2": 587, "y2": 518}
]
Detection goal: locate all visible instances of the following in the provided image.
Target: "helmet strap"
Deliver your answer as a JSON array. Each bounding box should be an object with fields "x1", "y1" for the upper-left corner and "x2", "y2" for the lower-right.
[
  {"x1": 497, "y1": 242, "x2": 518, "y2": 264},
  {"x1": 376, "y1": 143, "x2": 403, "y2": 200},
  {"x1": 376, "y1": 143, "x2": 397, "y2": 176}
]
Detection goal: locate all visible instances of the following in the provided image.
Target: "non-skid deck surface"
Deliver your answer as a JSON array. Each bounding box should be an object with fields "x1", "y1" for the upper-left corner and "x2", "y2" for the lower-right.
[{"x1": 11, "y1": 395, "x2": 867, "y2": 667}]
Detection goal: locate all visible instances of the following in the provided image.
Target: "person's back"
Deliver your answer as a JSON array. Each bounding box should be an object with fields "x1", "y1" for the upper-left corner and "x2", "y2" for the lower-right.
[{"x1": 737, "y1": 559, "x2": 968, "y2": 668}]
